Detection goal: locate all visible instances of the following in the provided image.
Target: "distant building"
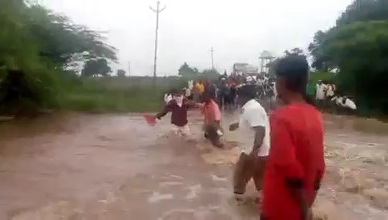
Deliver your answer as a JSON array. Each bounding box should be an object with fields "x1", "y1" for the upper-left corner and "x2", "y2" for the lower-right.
[
  {"x1": 233, "y1": 63, "x2": 258, "y2": 75},
  {"x1": 233, "y1": 63, "x2": 248, "y2": 73}
]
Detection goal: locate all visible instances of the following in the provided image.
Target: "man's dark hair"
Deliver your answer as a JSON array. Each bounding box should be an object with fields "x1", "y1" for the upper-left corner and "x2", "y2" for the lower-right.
[
  {"x1": 202, "y1": 90, "x2": 213, "y2": 102},
  {"x1": 236, "y1": 84, "x2": 257, "y2": 99},
  {"x1": 275, "y1": 55, "x2": 309, "y2": 94},
  {"x1": 169, "y1": 88, "x2": 181, "y2": 95}
]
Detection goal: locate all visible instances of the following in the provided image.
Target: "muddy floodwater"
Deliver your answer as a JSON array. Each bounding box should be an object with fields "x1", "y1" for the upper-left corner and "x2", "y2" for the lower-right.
[{"x1": 0, "y1": 111, "x2": 387, "y2": 220}]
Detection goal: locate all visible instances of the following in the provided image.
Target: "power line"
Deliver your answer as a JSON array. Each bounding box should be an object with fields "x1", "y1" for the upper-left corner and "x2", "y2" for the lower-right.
[{"x1": 150, "y1": 1, "x2": 166, "y2": 80}]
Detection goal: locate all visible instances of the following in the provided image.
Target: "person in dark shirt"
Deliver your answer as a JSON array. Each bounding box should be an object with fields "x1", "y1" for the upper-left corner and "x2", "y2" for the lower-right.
[
  {"x1": 217, "y1": 78, "x2": 228, "y2": 110},
  {"x1": 155, "y1": 89, "x2": 200, "y2": 138},
  {"x1": 261, "y1": 55, "x2": 325, "y2": 220}
]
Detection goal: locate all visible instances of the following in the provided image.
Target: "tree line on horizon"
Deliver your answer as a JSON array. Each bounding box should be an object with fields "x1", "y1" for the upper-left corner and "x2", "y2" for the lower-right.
[{"x1": 0, "y1": 0, "x2": 386, "y2": 115}]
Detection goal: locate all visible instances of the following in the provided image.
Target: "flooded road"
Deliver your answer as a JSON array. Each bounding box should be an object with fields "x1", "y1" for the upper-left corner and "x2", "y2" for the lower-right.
[{"x1": 0, "y1": 112, "x2": 387, "y2": 219}]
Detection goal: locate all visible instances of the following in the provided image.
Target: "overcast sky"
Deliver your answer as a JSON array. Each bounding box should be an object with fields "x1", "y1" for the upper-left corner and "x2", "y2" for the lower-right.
[{"x1": 42, "y1": 0, "x2": 352, "y2": 76}]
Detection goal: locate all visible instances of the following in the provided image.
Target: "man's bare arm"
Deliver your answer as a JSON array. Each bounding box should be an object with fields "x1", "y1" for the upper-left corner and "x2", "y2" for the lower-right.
[
  {"x1": 252, "y1": 126, "x2": 265, "y2": 152},
  {"x1": 185, "y1": 100, "x2": 198, "y2": 108}
]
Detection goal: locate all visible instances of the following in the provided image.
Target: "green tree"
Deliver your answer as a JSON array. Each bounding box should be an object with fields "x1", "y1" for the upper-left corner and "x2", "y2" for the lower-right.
[
  {"x1": 117, "y1": 69, "x2": 126, "y2": 77},
  {"x1": 178, "y1": 62, "x2": 199, "y2": 77},
  {"x1": 81, "y1": 59, "x2": 112, "y2": 77},
  {"x1": 320, "y1": 21, "x2": 388, "y2": 113},
  {"x1": 308, "y1": 31, "x2": 332, "y2": 71},
  {"x1": 285, "y1": 47, "x2": 304, "y2": 56},
  {"x1": 202, "y1": 69, "x2": 220, "y2": 80},
  {"x1": 336, "y1": 0, "x2": 388, "y2": 26},
  {"x1": 309, "y1": 0, "x2": 388, "y2": 114},
  {"x1": 0, "y1": 1, "x2": 117, "y2": 112},
  {"x1": 26, "y1": 5, "x2": 117, "y2": 69}
]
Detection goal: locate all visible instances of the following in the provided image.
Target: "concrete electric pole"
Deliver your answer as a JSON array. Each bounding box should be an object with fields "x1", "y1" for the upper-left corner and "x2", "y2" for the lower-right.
[
  {"x1": 150, "y1": 1, "x2": 166, "y2": 81},
  {"x1": 210, "y1": 47, "x2": 215, "y2": 70},
  {"x1": 127, "y1": 61, "x2": 130, "y2": 76}
]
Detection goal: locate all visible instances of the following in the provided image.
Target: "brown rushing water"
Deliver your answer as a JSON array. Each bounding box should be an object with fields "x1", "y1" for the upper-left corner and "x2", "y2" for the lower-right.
[{"x1": 0, "y1": 111, "x2": 387, "y2": 220}]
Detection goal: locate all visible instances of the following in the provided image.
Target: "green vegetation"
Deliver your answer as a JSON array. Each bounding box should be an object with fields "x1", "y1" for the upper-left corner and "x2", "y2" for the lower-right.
[
  {"x1": 0, "y1": 0, "x2": 215, "y2": 115},
  {"x1": 309, "y1": 0, "x2": 388, "y2": 115},
  {"x1": 309, "y1": 71, "x2": 335, "y2": 84},
  {"x1": 61, "y1": 77, "x2": 186, "y2": 112},
  {"x1": 81, "y1": 59, "x2": 112, "y2": 77},
  {"x1": 0, "y1": 0, "x2": 117, "y2": 115},
  {"x1": 0, "y1": 0, "x2": 387, "y2": 116},
  {"x1": 178, "y1": 62, "x2": 220, "y2": 80}
]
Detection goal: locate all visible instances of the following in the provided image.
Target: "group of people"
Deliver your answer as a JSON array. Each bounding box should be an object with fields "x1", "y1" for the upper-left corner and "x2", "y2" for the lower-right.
[
  {"x1": 307, "y1": 80, "x2": 357, "y2": 112},
  {"x1": 313, "y1": 80, "x2": 337, "y2": 108},
  {"x1": 158, "y1": 89, "x2": 224, "y2": 148},
  {"x1": 154, "y1": 55, "x2": 325, "y2": 220}
]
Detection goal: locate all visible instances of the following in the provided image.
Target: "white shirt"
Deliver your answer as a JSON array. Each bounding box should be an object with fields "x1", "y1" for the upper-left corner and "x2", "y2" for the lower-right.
[
  {"x1": 239, "y1": 99, "x2": 270, "y2": 157},
  {"x1": 188, "y1": 80, "x2": 194, "y2": 90},
  {"x1": 257, "y1": 78, "x2": 264, "y2": 86},
  {"x1": 332, "y1": 96, "x2": 344, "y2": 106},
  {"x1": 164, "y1": 94, "x2": 172, "y2": 104},
  {"x1": 316, "y1": 84, "x2": 327, "y2": 100},
  {"x1": 326, "y1": 85, "x2": 334, "y2": 97},
  {"x1": 185, "y1": 88, "x2": 191, "y2": 97},
  {"x1": 344, "y1": 98, "x2": 357, "y2": 110}
]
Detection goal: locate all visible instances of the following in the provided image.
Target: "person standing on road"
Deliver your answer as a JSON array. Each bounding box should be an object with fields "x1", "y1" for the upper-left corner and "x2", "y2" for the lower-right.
[
  {"x1": 183, "y1": 87, "x2": 192, "y2": 100},
  {"x1": 217, "y1": 78, "x2": 227, "y2": 109},
  {"x1": 229, "y1": 84, "x2": 270, "y2": 200},
  {"x1": 188, "y1": 80, "x2": 194, "y2": 91},
  {"x1": 261, "y1": 55, "x2": 325, "y2": 220},
  {"x1": 325, "y1": 82, "x2": 335, "y2": 100},
  {"x1": 205, "y1": 79, "x2": 217, "y2": 100},
  {"x1": 196, "y1": 81, "x2": 205, "y2": 97},
  {"x1": 315, "y1": 80, "x2": 326, "y2": 108}
]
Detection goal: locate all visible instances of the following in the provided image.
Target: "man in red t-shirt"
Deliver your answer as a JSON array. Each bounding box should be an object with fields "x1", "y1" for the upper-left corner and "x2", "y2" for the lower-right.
[{"x1": 261, "y1": 55, "x2": 325, "y2": 220}]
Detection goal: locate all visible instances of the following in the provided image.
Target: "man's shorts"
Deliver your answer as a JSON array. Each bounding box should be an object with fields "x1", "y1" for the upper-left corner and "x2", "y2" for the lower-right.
[{"x1": 171, "y1": 124, "x2": 191, "y2": 136}]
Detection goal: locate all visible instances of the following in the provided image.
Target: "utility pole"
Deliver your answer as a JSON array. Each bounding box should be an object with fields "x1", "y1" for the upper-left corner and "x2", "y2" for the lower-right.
[
  {"x1": 210, "y1": 47, "x2": 214, "y2": 70},
  {"x1": 127, "y1": 61, "x2": 130, "y2": 76},
  {"x1": 150, "y1": 1, "x2": 166, "y2": 81}
]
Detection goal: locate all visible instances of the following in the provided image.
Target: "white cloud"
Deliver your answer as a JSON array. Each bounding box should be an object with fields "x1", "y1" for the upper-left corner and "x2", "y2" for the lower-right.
[{"x1": 42, "y1": 0, "x2": 353, "y2": 75}]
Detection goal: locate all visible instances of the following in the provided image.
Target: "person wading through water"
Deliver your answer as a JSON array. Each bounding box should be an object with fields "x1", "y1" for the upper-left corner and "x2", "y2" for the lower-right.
[
  {"x1": 229, "y1": 84, "x2": 270, "y2": 201},
  {"x1": 155, "y1": 89, "x2": 200, "y2": 139},
  {"x1": 261, "y1": 55, "x2": 325, "y2": 220}
]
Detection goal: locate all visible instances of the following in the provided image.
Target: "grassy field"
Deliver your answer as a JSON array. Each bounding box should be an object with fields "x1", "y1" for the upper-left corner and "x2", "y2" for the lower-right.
[
  {"x1": 309, "y1": 71, "x2": 336, "y2": 84},
  {"x1": 0, "y1": 72, "x2": 336, "y2": 114},
  {"x1": 61, "y1": 72, "x2": 335, "y2": 113},
  {"x1": 61, "y1": 76, "x2": 187, "y2": 112}
]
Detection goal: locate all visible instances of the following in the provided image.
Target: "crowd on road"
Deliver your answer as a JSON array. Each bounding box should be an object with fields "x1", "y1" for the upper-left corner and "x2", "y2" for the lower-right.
[
  {"x1": 164, "y1": 73, "x2": 278, "y2": 112},
  {"x1": 150, "y1": 55, "x2": 329, "y2": 220}
]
